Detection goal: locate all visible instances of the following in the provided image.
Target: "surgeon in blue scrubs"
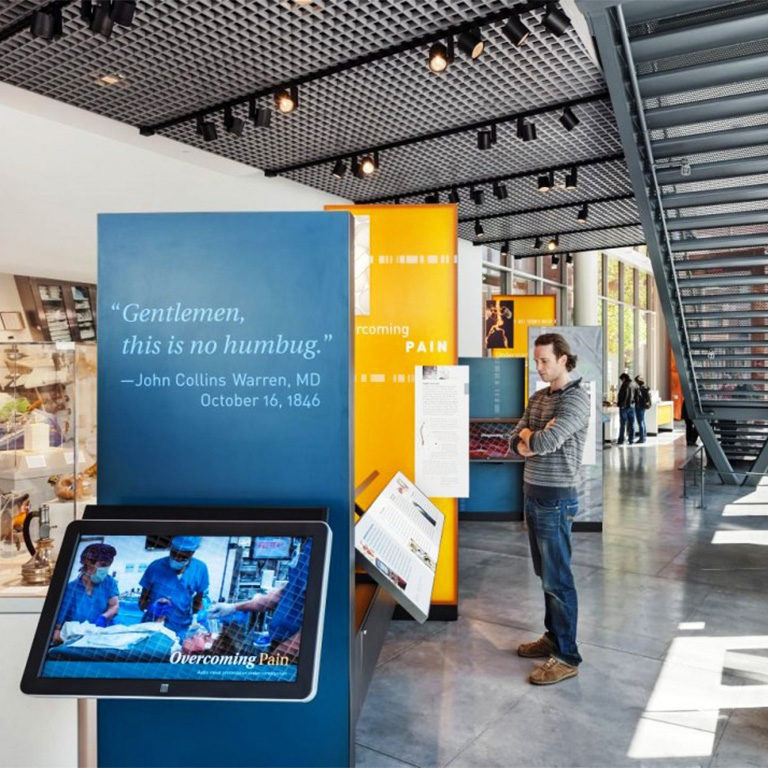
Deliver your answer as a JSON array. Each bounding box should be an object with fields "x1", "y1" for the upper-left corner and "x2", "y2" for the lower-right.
[
  {"x1": 53, "y1": 543, "x2": 119, "y2": 644},
  {"x1": 208, "y1": 538, "x2": 311, "y2": 659},
  {"x1": 138, "y1": 536, "x2": 209, "y2": 638}
]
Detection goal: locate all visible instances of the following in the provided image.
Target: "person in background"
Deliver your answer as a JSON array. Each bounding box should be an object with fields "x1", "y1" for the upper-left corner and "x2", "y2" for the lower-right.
[
  {"x1": 508, "y1": 333, "x2": 590, "y2": 686},
  {"x1": 633, "y1": 375, "x2": 651, "y2": 444},
  {"x1": 681, "y1": 396, "x2": 699, "y2": 446},
  {"x1": 139, "y1": 536, "x2": 209, "y2": 638},
  {"x1": 616, "y1": 373, "x2": 637, "y2": 445},
  {"x1": 53, "y1": 542, "x2": 119, "y2": 644}
]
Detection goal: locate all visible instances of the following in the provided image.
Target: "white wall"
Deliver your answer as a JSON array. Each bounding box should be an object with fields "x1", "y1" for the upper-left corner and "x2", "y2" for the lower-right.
[
  {"x1": 457, "y1": 238, "x2": 484, "y2": 359},
  {"x1": 0, "y1": 82, "x2": 350, "y2": 283}
]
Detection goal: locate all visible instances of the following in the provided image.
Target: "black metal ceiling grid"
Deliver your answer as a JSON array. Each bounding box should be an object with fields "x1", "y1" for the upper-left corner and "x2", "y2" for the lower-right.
[
  {"x1": 485, "y1": 223, "x2": 644, "y2": 257},
  {"x1": 374, "y1": 156, "x2": 633, "y2": 211},
  {"x1": 457, "y1": 197, "x2": 638, "y2": 242},
  {"x1": 0, "y1": 1, "x2": 43, "y2": 29},
  {"x1": 273, "y1": 101, "x2": 622, "y2": 201}
]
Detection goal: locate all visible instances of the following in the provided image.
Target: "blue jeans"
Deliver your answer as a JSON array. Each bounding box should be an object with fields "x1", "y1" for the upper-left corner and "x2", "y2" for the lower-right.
[
  {"x1": 634, "y1": 405, "x2": 646, "y2": 442},
  {"x1": 525, "y1": 496, "x2": 582, "y2": 667},
  {"x1": 618, "y1": 406, "x2": 635, "y2": 443}
]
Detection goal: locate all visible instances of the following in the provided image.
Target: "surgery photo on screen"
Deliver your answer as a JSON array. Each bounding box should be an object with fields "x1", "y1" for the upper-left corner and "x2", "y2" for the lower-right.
[{"x1": 41, "y1": 534, "x2": 313, "y2": 683}]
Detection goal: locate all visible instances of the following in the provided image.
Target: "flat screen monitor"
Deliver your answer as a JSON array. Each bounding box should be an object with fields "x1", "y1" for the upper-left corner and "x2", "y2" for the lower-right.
[{"x1": 21, "y1": 519, "x2": 330, "y2": 701}]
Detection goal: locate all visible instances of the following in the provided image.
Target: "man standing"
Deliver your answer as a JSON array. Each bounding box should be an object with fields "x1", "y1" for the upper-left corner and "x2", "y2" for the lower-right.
[
  {"x1": 634, "y1": 375, "x2": 650, "y2": 444},
  {"x1": 616, "y1": 373, "x2": 637, "y2": 445},
  {"x1": 509, "y1": 333, "x2": 590, "y2": 685}
]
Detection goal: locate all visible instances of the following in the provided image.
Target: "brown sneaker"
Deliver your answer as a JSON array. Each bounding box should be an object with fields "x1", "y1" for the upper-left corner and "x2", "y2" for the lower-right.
[
  {"x1": 517, "y1": 635, "x2": 554, "y2": 658},
  {"x1": 529, "y1": 656, "x2": 579, "y2": 686}
]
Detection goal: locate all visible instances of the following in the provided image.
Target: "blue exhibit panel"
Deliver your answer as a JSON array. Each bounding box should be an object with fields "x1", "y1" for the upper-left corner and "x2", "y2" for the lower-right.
[
  {"x1": 461, "y1": 357, "x2": 525, "y2": 418},
  {"x1": 459, "y1": 463, "x2": 524, "y2": 516},
  {"x1": 97, "y1": 212, "x2": 353, "y2": 768}
]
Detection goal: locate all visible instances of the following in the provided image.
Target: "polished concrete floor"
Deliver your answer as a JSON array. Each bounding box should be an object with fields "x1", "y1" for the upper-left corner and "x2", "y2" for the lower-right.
[{"x1": 355, "y1": 432, "x2": 768, "y2": 768}]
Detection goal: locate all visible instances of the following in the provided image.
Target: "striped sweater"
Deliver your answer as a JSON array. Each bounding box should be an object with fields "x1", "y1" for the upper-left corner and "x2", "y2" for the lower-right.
[{"x1": 509, "y1": 377, "x2": 591, "y2": 500}]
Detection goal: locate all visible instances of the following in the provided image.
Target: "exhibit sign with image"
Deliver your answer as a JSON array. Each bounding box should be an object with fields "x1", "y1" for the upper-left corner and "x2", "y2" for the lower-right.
[
  {"x1": 326, "y1": 202, "x2": 458, "y2": 615},
  {"x1": 415, "y1": 365, "x2": 469, "y2": 498},
  {"x1": 527, "y1": 326, "x2": 604, "y2": 526},
  {"x1": 355, "y1": 471, "x2": 444, "y2": 623},
  {"x1": 97, "y1": 212, "x2": 354, "y2": 767},
  {"x1": 484, "y1": 295, "x2": 557, "y2": 359}
]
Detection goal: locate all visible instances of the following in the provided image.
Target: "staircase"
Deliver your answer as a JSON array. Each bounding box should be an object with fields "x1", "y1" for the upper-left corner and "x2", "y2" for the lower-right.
[{"x1": 579, "y1": 0, "x2": 768, "y2": 484}]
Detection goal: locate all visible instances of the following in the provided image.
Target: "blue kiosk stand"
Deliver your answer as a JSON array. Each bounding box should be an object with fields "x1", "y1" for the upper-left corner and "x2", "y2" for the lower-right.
[{"x1": 95, "y1": 212, "x2": 366, "y2": 767}]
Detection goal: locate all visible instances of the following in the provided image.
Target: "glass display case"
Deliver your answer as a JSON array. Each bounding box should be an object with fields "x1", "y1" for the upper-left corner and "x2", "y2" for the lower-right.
[{"x1": 0, "y1": 342, "x2": 96, "y2": 586}]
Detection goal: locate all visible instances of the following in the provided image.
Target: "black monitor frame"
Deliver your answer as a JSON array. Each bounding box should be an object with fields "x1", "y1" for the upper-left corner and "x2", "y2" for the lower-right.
[{"x1": 21, "y1": 517, "x2": 330, "y2": 702}]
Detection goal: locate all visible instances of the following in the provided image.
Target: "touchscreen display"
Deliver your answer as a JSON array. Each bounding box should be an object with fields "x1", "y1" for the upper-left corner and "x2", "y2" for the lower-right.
[{"x1": 41, "y1": 534, "x2": 312, "y2": 684}]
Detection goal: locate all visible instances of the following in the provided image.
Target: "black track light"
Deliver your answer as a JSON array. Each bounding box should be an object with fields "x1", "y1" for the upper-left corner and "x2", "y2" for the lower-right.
[
  {"x1": 566, "y1": 253, "x2": 574, "y2": 264},
  {"x1": 474, "y1": 219, "x2": 484, "y2": 237},
  {"x1": 448, "y1": 188, "x2": 460, "y2": 204},
  {"x1": 425, "y1": 192, "x2": 439, "y2": 203},
  {"x1": 552, "y1": 254, "x2": 560, "y2": 266},
  {"x1": 80, "y1": 1, "x2": 93, "y2": 22},
  {"x1": 542, "y1": 3, "x2": 572, "y2": 36},
  {"x1": 478, "y1": 129, "x2": 493, "y2": 150},
  {"x1": 428, "y1": 37, "x2": 454, "y2": 73},
  {"x1": 111, "y1": 0, "x2": 136, "y2": 27},
  {"x1": 534, "y1": 236, "x2": 543, "y2": 249},
  {"x1": 359, "y1": 151, "x2": 379, "y2": 176},
  {"x1": 538, "y1": 172, "x2": 554, "y2": 193},
  {"x1": 457, "y1": 26, "x2": 484, "y2": 59},
  {"x1": 196, "y1": 115, "x2": 217, "y2": 142},
  {"x1": 223, "y1": 106, "x2": 244, "y2": 136},
  {"x1": 565, "y1": 166, "x2": 578, "y2": 189},
  {"x1": 547, "y1": 235, "x2": 559, "y2": 251},
  {"x1": 577, "y1": 203, "x2": 589, "y2": 223},
  {"x1": 249, "y1": 98, "x2": 272, "y2": 127},
  {"x1": 30, "y1": 6, "x2": 63, "y2": 40},
  {"x1": 90, "y1": 1, "x2": 114, "y2": 38},
  {"x1": 502, "y1": 13, "x2": 531, "y2": 47},
  {"x1": 470, "y1": 187, "x2": 484, "y2": 206},
  {"x1": 500, "y1": 240, "x2": 510, "y2": 258},
  {"x1": 274, "y1": 85, "x2": 298, "y2": 114},
  {"x1": 518, "y1": 117, "x2": 536, "y2": 142},
  {"x1": 351, "y1": 156, "x2": 361, "y2": 178},
  {"x1": 492, "y1": 181, "x2": 508, "y2": 200},
  {"x1": 332, "y1": 158, "x2": 346, "y2": 179},
  {"x1": 560, "y1": 106, "x2": 579, "y2": 131}
]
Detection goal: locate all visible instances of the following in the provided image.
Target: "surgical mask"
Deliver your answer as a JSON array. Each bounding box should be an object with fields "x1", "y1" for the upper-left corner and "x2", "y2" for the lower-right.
[
  {"x1": 90, "y1": 567, "x2": 110, "y2": 584},
  {"x1": 169, "y1": 557, "x2": 189, "y2": 571}
]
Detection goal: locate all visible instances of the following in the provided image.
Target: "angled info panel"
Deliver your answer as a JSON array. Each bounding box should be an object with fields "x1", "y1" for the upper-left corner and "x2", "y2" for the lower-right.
[
  {"x1": 97, "y1": 212, "x2": 353, "y2": 768},
  {"x1": 327, "y1": 203, "x2": 458, "y2": 613}
]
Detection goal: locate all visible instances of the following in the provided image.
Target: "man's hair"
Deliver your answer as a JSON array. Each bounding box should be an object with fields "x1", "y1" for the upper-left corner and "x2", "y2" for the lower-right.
[
  {"x1": 619, "y1": 373, "x2": 630, "y2": 382},
  {"x1": 634, "y1": 375, "x2": 645, "y2": 384},
  {"x1": 534, "y1": 333, "x2": 578, "y2": 371}
]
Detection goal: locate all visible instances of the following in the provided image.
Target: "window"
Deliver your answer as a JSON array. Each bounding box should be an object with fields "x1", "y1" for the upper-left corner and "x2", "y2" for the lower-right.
[
  {"x1": 607, "y1": 257, "x2": 620, "y2": 300},
  {"x1": 606, "y1": 302, "x2": 620, "y2": 394}
]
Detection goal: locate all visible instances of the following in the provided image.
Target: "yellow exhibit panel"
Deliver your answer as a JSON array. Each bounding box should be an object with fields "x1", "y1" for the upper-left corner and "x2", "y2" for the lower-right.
[{"x1": 327, "y1": 203, "x2": 458, "y2": 608}]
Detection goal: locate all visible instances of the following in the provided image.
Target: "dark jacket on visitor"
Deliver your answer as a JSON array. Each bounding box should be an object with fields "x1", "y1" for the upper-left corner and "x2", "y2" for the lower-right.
[{"x1": 617, "y1": 379, "x2": 637, "y2": 409}]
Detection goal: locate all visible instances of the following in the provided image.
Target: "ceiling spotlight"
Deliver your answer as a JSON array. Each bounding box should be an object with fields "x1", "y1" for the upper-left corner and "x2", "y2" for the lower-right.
[
  {"x1": 470, "y1": 187, "x2": 485, "y2": 206},
  {"x1": 249, "y1": 98, "x2": 272, "y2": 127},
  {"x1": 274, "y1": 85, "x2": 298, "y2": 114},
  {"x1": 538, "y1": 172, "x2": 553, "y2": 193},
  {"x1": 425, "y1": 192, "x2": 440, "y2": 203},
  {"x1": 500, "y1": 240, "x2": 510, "y2": 258},
  {"x1": 359, "y1": 151, "x2": 379, "y2": 176},
  {"x1": 448, "y1": 188, "x2": 460, "y2": 204},
  {"x1": 552, "y1": 254, "x2": 560, "y2": 266},
  {"x1": 111, "y1": 0, "x2": 136, "y2": 27},
  {"x1": 478, "y1": 129, "x2": 493, "y2": 150},
  {"x1": 492, "y1": 181, "x2": 508, "y2": 200},
  {"x1": 223, "y1": 106, "x2": 244, "y2": 136},
  {"x1": 566, "y1": 253, "x2": 574, "y2": 264},
  {"x1": 577, "y1": 203, "x2": 589, "y2": 223},
  {"x1": 351, "y1": 156, "x2": 361, "y2": 178},
  {"x1": 502, "y1": 13, "x2": 531, "y2": 46},
  {"x1": 518, "y1": 117, "x2": 536, "y2": 142},
  {"x1": 331, "y1": 158, "x2": 346, "y2": 179},
  {"x1": 565, "y1": 166, "x2": 578, "y2": 189},
  {"x1": 196, "y1": 115, "x2": 217, "y2": 142},
  {"x1": 542, "y1": 3, "x2": 571, "y2": 36},
  {"x1": 534, "y1": 236, "x2": 543, "y2": 249},
  {"x1": 90, "y1": 1, "x2": 114, "y2": 38},
  {"x1": 560, "y1": 106, "x2": 579, "y2": 131},
  {"x1": 30, "y1": 6, "x2": 63, "y2": 40},
  {"x1": 547, "y1": 235, "x2": 559, "y2": 251},
  {"x1": 428, "y1": 38, "x2": 454, "y2": 73},
  {"x1": 474, "y1": 219, "x2": 484, "y2": 237},
  {"x1": 457, "y1": 26, "x2": 484, "y2": 59}
]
